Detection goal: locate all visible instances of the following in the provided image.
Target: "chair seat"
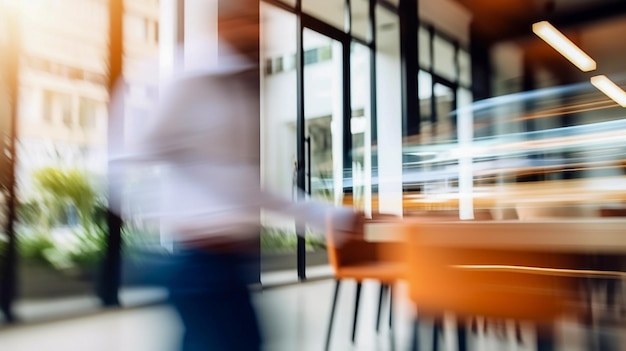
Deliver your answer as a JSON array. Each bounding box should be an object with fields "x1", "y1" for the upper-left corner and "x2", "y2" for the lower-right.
[{"x1": 335, "y1": 262, "x2": 405, "y2": 282}]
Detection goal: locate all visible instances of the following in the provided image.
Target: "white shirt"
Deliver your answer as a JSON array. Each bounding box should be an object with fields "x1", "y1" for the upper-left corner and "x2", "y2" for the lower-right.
[{"x1": 109, "y1": 42, "x2": 354, "y2": 243}]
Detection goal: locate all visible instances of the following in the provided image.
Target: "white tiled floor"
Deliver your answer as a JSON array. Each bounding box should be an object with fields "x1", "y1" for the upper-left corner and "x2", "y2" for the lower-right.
[{"x1": 0, "y1": 276, "x2": 620, "y2": 351}]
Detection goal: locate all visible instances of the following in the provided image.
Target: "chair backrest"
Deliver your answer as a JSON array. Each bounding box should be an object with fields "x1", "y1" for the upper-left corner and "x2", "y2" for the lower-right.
[
  {"x1": 405, "y1": 210, "x2": 494, "y2": 221},
  {"x1": 325, "y1": 212, "x2": 400, "y2": 272},
  {"x1": 600, "y1": 208, "x2": 626, "y2": 217},
  {"x1": 402, "y1": 221, "x2": 582, "y2": 324}
]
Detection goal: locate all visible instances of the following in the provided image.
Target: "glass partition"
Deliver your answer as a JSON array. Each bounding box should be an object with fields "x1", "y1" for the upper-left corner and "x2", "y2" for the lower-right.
[
  {"x1": 302, "y1": 27, "x2": 344, "y2": 270},
  {"x1": 458, "y1": 49, "x2": 471, "y2": 87},
  {"x1": 0, "y1": 4, "x2": 16, "y2": 323},
  {"x1": 418, "y1": 70, "x2": 433, "y2": 142},
  {"x1": 418, "y1": 26, "x2": 431, "y2": 68},
  {"x1": 303, "y1": 28, "x2": 343, "y2": 206},
  {"x1": 117, "y1": 0, "x2": 169, "y2": 305},
  {"x1": 259, "y1": 3, "x2": 301, "y2": 276},
  {"x1": 350, "y1": 42, "x2": 372, "y2": 213},
  {"x1": 403, "y1": 79, "x2": 626, "y2": 218},
  {"x1": 13, "y1": 0, "x2": 109, "y2": 321},
  {"x1": 434, "y1": 82, "x2": 455, "y2": 142},
  {"x1": 433, "y1": 33, "x2": 456, "y2": 83},
  {"x1": 375, "y1": 5, "x2": 402, "y2": 216}
]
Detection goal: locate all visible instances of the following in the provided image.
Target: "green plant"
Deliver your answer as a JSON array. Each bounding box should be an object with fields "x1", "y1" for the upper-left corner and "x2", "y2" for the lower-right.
[
  {"x1": 14, "y1": 167, "x2": 108, "y2": 275},
  {"x1": 18, "y1": 233, "x2": 55, "y2": 265},
  {"x1": 32, "y1": 167, "x2": 101, "y2": 229},
  {"x1": 16, "y1": 200, "x2": 42, "y2": 226},
  {"x1": 260, "y1": 227, "x2": 326, "y2": 254},
  {"x1": 65, "y1": 224, "x2": 107, "y2": 275}
]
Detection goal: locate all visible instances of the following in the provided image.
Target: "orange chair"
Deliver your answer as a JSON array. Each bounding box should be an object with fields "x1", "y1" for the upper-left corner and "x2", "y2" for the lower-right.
[
  {"x1": 398, "y1": 221, "x2": 584, "y2": 351},
  {"x1": 324, "y1": 213, "x2": 405, "y2": 350}
]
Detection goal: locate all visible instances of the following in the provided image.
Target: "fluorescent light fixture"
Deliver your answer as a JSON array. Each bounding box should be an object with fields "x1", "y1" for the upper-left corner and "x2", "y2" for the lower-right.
[
  {"x1": 591, "y1": 75, "x2": 626, "y2": 107},
  {"x1": 532, "y1": 21, "x2": 596, "y2": 72}
]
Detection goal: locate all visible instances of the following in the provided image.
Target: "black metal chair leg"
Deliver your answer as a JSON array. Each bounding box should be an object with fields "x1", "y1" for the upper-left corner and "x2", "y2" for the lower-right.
[
  {"x1": 432, "y1": 317, "x2": 442, "y2": 351},
  {"x1": 389, "y1": 284, "x2": 393, "y2": 328},
  {"x1": 388, "y1": 285, "x2": 395, "y2": 349},
  {"x1": 515, "y1": 322, "x2": 524, "y2": 345},
  {"x1": 457, "y1": 318, "x2": 467, "y2": 351},
  {"x1": 351, "y1": 282, "x2": 363, "y2": 343},
  {"x1": 376, "y1": 284, "x2": 387, "y2": 332},
  {"x1": 325, "y1": 280, "x2": 341, "y2": 351},
  {"x1": 470, "y1": 317, "x2": 478, "y2": 335},
  {"x1": 536, "y1": 325, "x2": 555, "y2": 351},
  {"x1": 411, "y1": 317, "x2": 420, "y2": 351}
]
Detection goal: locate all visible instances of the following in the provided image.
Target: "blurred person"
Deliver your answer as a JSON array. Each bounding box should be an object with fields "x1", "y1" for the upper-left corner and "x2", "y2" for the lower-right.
[{"x1": 108, "y1": 1, "x2": 361, "y2": 350}]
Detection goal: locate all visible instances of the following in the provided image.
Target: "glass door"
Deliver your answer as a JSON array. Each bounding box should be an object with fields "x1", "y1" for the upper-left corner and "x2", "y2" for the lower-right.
[
  {"x1": 259, "y1": 3, "x2": 300, "y2": 279},
  {"x1": 260, "y1": 5, "x2": 362, "y2": 281},
  {"x1": 302, "y1": 28, "x2": 345, "y2": 272},
  {"x1": 303, "y1": 28, "x2": 343, "y2": 207}
]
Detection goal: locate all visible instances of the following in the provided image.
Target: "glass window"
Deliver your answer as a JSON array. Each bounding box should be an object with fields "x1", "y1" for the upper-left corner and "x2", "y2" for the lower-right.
[
  {"x1": 18, "y1": 87, "x2": 37, "y2": 122},
  {"x1": 350, "y1": 42, "x2": 372, "y2": 213},
  {"x1": 304, "y1": 48, "x2": 317, "y2": 65},
  {"x1": 264, "y1": 58, "x2": 273, "y2": 75},
  {"x1": 118, "y1": 0, "x2": 167, "y2": 305},
  {"x1": 375, "y1": 5, "x2": 403, "y2": 215},
  {"x1": 283, "y1": 53, "x2": 296, "y2": 72},
  {"x1": 14, "y1": 0, "x2": 109, "y2": 322},
  {"x1": 419, "y1": 70, "x2": 432, "y2": 129},
  {"x1": 318, "y1": 46, "x2": 332, "y2": 61},
  {"x1": 418, "y1": 70, "x2": 435, "y2": 144},
  {"x1": 59, "y1": 94, "x2": 73, "y2": 127},
  {"x1": 273, "y1": 56, "x2": 284, "y2": 73},
  {"x1": 124, "y1": 14, "x2": 147, "y2": 41},
  {"x1": 434, "y1": 82, "x2": 455, "y2": 142},
  {"x1": 433, "y1": 33, "x2": 456, "y2": 83},
  {"x1": 42, "y1": 90, "x2": 54, "y2": 123},
  {"x1": 419, "y1": 26, "x2": 431, "y2": 68},
  {"x1": 78, "y1": 98, "x2": 98, "y2": 130},
  {"x1": 304, "y1": 28, "x2": 343, "y2": 206},
  {"x1": 259, "y1": 2, "x2": 300, "y2": 277},
  {"x1": 458, "y1": 49, "x2": 471, "y2": 87},
  {"x1": 0, "y1": 6, "x2": 14, "y2": 311}
]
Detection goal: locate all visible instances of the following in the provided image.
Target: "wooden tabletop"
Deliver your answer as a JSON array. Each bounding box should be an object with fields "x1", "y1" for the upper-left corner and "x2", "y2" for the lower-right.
[{"x1": 365, "y1": 219, "x2": 626, "y2": 253}]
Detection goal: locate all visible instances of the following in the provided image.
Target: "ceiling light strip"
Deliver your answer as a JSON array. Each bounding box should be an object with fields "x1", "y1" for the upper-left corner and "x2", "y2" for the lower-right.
[
  {"x1": 532, "y1": 21, "x2": 597, "y2": 72},
  {"x1": 590, "y1": 75, "x2": 626, "y2": 108}
]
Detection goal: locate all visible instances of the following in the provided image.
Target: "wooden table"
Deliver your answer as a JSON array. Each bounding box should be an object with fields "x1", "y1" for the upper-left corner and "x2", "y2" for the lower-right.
[
  {"x1": 366, "y1": 218, "x2": 626, "y2": 351},
  {"x1": 366, "y1": 218, "x2": 626, "y2": 254}
]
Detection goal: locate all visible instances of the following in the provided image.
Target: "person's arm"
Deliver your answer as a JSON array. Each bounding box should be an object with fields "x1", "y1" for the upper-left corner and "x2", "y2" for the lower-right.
[{"x1": 259, "y1": 188, "x2": 362, "y2": 243}]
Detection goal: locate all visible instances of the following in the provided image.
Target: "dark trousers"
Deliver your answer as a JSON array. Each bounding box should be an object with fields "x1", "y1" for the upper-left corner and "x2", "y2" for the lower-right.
[{"x1": 167, "y1": 247, "x2": 262, "y2": 351}]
